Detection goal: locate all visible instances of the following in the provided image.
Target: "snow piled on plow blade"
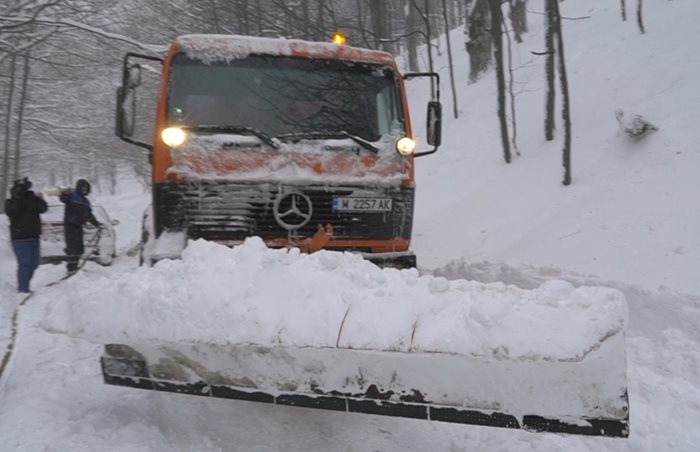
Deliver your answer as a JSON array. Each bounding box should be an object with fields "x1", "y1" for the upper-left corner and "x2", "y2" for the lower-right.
[{"x1": 42, "y1": 238, "x2": 629, "y2": 435}]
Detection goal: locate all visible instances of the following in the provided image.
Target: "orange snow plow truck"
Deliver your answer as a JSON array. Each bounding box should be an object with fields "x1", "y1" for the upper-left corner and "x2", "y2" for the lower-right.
[
  {"x1": 107, "y1": 34, "x2": 629, "y2": 438},
  {"x1": 116, "y1": 34, "x2": 442, "y2": 269}
]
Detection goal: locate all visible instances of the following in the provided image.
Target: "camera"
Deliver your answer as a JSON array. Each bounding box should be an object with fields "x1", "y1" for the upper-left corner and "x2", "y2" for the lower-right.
[{"x1": 10, "y1": 177, "x2": 32, "y2": 198}]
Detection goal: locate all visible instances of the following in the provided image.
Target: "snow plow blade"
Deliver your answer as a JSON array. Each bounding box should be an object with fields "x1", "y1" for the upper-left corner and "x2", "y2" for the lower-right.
[
  {"x1": 101, "y1": 337, "x2": 628, "y2": 437},
  {"x1": 65, "y1": 241, "x2": 628, "y2": 438}
]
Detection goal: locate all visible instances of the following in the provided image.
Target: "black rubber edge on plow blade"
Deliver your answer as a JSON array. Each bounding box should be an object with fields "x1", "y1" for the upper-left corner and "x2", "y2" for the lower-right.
[
  {"x1": 366, "y1": 253, "x2": 417, "y2": 269},
  {"x1": 348, "y1": 399, "x2": 427, "y2": 420},
  {"x1": 101, "y1": 358, "x2": 629, "y2": 438},
  {"x1": 277, "y1": 394, "x2": 347, "y2": 411},
  {"x1": 210, "y1": 384, "x2": 274, "y2": 403},
  {"x1": 101, "y1": 357, "x2": 154, "y2": 390},
  {"x1": 522, "y1": 415, "x2": 629, "y2": 438},
  {"x1": 430, "y1": 406, "x2": 520, "y2": 429},
  {"x1": 155, "y1": 380, "x2": 209, "y2": 396}
]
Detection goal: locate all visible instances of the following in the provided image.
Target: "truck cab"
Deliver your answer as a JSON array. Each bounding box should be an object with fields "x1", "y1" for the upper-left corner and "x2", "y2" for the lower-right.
[{"x1": 117, "y1": 34, "x2": 441, "y2": 267}]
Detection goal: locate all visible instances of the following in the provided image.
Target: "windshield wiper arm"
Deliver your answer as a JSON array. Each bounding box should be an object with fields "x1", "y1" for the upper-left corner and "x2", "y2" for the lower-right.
[
  {"x1": 276, "y1": 131, "x2": 379, "y2": 154},
  {"x1": 185, "y1": 125, "x2": 279, "y2": 150}
]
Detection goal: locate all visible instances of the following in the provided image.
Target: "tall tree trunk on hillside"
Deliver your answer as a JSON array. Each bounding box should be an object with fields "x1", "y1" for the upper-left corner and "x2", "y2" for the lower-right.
[
  {"x1": 502, "y1": 11, "x2": 519, "y2": 155},
  {"x1": 466, "y1": 0, "x2": 491, "y2": 83},
  {"x1": 369, "y1": 0, "x2": 388, "y2": 51},
  {"x1": 256, "y1": 1, "x2": 264, "y2": 35},
  {"x1": 620, "y1": 0, "x2": 627, "y2": 21},
  {"x1": 508, "y1": 0, "x2": 527, "y2": 43},
  {"x1": 315, "y1": 0, "x2": 326, "y2": 42},
  {"x1": 209, "y1": 0, "x2": 221, "y2": 32},
  {"x1": 442, "y1": 0, "x2": 459, "y2": 118},
  {"x1": 489, "y1": 0, "x2": 511, "y2": 163},
  {"x1": 637, "y1": 0, "x2": 645, "y2": 34},
  {"x1": 422, "y1": 0, "x2": 435, "y2": 97},
  {"x1": 551, "y1": 0, "x2": 572, "y2": 185},
  {"x1": 301, "y1": 0, "x2": 310, "y2": 40},
  {"x1": 406, "y1": 0, "x2": 420, "y2": 71},
  {"x1": 356, "y1": 1, "x2": 370, "y2": 48},
  {"x1": 1, "y1": 53, "x2": 17, "y2": 207},
  {"x1": 544, "y1": 0, "x2": 556, "y2": 141},
  {"x1": 13, "y1": 52, "x2": 30, "y2": 180}
]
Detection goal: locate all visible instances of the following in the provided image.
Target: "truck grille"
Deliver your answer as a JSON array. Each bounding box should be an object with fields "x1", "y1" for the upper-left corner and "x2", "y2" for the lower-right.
[{"x1": 154, "y1": 181, "x2": 414, "y2": 243}]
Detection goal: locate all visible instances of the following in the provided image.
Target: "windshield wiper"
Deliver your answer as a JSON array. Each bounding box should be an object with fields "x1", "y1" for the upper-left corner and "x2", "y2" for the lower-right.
[
  {"x1": 185, "y1": 125, "x2": 279, "y2": 150},
  {"x1": 276, "y1": 131, "x2": 379, "y2": 154}
]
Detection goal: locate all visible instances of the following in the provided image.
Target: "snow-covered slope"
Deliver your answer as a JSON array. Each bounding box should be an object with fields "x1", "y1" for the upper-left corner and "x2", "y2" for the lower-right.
[{"x1": 410, "y1": 0, "x2": 700, "y2": 295}]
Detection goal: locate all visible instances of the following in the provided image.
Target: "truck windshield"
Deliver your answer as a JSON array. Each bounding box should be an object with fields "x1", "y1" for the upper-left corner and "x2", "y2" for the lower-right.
[{"x1": 167, "y1": 54, "x2": 404, "y2": 143}]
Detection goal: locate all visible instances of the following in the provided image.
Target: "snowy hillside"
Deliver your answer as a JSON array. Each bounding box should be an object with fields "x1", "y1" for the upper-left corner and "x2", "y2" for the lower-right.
[
  {"x1": 409, "y1": 0, "x2": 700, "y2": 295},
  {"x1": 1, "y1": 1, "x2": 700, "y2": 451}
]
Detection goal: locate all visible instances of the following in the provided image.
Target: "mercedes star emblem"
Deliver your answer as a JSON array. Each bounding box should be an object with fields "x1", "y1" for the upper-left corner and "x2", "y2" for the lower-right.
[{"x1": 273, "y1": 191, "x2": 313, "y2": 231}]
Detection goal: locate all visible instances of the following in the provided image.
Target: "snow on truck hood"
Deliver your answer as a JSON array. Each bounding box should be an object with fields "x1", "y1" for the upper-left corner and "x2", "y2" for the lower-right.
[{"x1": 43, "y1": 238, "x2": 627, "y2": 361}]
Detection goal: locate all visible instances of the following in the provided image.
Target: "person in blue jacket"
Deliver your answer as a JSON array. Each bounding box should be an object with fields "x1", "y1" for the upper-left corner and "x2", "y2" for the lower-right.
[
  {"x1": 59, "y1": 179, "x2": 101, "y2": 274},
  {"x1": 4, "y1": 177, "x2": 48, "y2": 293}
]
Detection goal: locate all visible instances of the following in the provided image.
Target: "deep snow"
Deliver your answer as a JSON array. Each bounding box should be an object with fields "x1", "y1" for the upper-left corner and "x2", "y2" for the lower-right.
[{"x1": 1, "y1": 0, "x2": 700, "y2": 451}]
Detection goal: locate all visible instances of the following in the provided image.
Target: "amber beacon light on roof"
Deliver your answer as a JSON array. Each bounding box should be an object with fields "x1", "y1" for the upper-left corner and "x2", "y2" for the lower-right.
[{"x1": 331, "y1": 31, "x2": 347, "y2": 45}]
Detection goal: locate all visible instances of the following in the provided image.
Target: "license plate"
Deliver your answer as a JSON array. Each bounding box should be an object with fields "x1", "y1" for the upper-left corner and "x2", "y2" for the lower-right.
[{"x1": 332, "y1": 197, "x2": 392, "y2": 212}]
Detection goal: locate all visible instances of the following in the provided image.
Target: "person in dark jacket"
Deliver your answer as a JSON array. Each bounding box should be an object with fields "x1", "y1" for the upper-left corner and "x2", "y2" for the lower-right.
[
  {"x1": 59, "y1": 179, "x2": 101, "y2": 274},
  {"x1": 4, "y1": 177, "x2": 48, "y2": 293}
]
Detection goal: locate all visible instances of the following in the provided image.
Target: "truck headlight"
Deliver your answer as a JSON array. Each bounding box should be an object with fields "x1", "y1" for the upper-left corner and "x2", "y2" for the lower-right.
[
  {"x1": 161, "y1": 127, "x2": 187, "y2": 147},
  {"x1": 396, "y1": 137, "x2": 416, "y2": 156}
]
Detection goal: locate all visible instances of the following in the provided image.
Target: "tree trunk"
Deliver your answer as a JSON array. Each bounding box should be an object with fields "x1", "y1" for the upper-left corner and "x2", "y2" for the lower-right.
[
  {"x1": 551, "y1": 0, "x2": 572, "y2": 185},
  {"x1": 544, "y1": 0, "x2": 556, "y2": 141},
  {"x1": 13, "y1": 52, "x2": 30, "y2": 180},
  {"x1": 256, "y1": 1, "x2": 264, "y2": 35},
  {"x1": 423, "y1": 0, "x2": 435, "y2": 92},
  {"x1": 442, "y1": 0, "x2": 459, "y2": 118},
  {"x1": 315, "y1": 0, "x2": 326, "y2": 42},
  {"x1": 466, "y1": 0, "x2": 491, "y2": 83},
  {"x1": 620, "y1": 0, "x2": 627, "y2": 21},
  {"x1": 369, "y1": 0, "x2": 388, "y2": 51},
  {"x1": 1, "y1": 53, "x2": 17, "y2": 209},
  {"x1": 501, "y1": 10, "x2": 518, "y2": 155},
  {"x1": 637, "y1": 0, "x2": 645, "y2": 34},
  {"x1": 209, "y1": 0, "x2": 221, "y2": 33},
  {"x1": 406, "y1": 0, "x2": 420, "y2": 71},
  {"x1": 301, "y1": 0, "x2": 310, "y2": 40},
  {"x1": 489, "y1": 0, "x2": 510, "y2": 163},
  {"x1": 508, "y1": 0, "x2": 528, "y2": 43}
]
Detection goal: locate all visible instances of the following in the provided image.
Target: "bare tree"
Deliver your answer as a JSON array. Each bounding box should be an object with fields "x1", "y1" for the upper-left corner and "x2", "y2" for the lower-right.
[
  {"x1": 1, "y1": 54, "x2": 17, "y2": 205},
  {"x1": 550, "y1": 0, "x2": 572, "y2": 185},
  {"x1": 501, "y1": 9, "x2": 518, "y2": 155},
  {"x1": 620, "y1": 0, "x2": 627, "y2": 21},
  {"x1": 406, "y1": 0, "x2": 420, "y2": 71},
  {"x1": 489, "y1": 0, "x2": 510, "y2": 163},
  {"x1": 508, "y1": 0, "x2": 528, "y2": 43},
  {"x1": 442, "y1": 0, "x2": 459, "y2": 118},
  {"x1": 13, "y1": 52, "x2": 30, "y2": 179},
  {"x1": 637, "y1": 0, "x2": 645, "y2": 34},
  {"x1": 544, "y1": 0, "x2": 556, "y2": 141},
  {"x1": 465, "y1": 0, "x2": 491, "y2": 83}
]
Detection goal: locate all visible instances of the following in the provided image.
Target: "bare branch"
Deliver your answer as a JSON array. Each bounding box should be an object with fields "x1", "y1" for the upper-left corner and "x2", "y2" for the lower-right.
[{"x1": 0, "y1": 15, "x2": 166, "y2": 52}]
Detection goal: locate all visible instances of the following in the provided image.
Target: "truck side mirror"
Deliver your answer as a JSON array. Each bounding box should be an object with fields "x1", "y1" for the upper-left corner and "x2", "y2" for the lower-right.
[
  {"x1": 115, "y1": 53, "x2": 162, "y2": 152},
  {"x1": 426, "y1": 101, "x2": 442, "y2": 147},
  {"x1": 115, "y1": 86, "x2": 136, "y2": 138}
]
